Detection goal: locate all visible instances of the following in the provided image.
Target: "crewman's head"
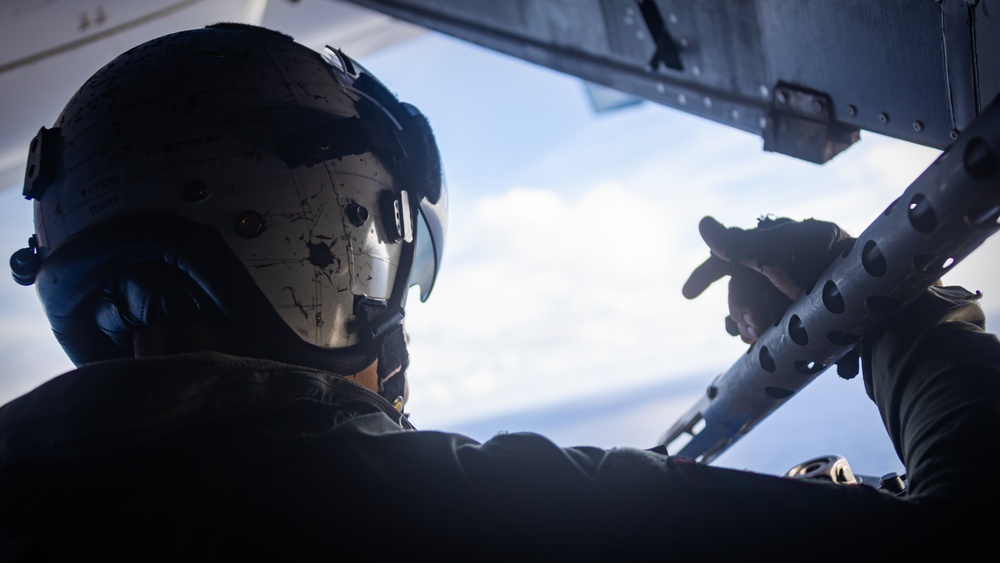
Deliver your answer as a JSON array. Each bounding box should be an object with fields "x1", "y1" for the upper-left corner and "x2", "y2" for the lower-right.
[{"x1": 11, "y1": 23, "x2": 447, "y2": 407}]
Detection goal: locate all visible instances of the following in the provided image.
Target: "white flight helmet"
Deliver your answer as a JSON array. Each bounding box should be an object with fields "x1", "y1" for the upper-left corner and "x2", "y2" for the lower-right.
[{"x1": 11, "y1": 23, "x2": 447, "y2": 403}]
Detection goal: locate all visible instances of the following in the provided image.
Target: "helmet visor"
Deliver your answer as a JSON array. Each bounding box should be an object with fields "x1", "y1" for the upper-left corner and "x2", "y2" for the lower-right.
[
  {"x1": 413, "y1": 185, "x2": 447, "y2": 301},
  {"x1": 325, "y1": 47, "x2": 448, "y2": 302}
]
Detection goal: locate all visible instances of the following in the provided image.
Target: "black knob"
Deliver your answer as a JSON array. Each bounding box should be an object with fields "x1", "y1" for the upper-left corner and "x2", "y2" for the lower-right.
[
  {"x1": 879, "y1": 472, "x2": 906, "y2": 494},
  {"x1": 10, "y1": 246, "x2": 40, "y2": 286}
]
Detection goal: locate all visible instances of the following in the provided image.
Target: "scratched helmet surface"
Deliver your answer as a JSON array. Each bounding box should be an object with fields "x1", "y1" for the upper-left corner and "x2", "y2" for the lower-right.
[{"x1": 16, "y1": 23, "x2": 446, "y2": 382}]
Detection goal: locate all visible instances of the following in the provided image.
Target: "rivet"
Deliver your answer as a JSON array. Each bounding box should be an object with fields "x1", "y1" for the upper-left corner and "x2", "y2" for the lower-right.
[
  {"x1": 678, "y1": 94, "x2": 687, "y2": 105},
  {"x1": 950, "y1": 129, "x2": 960, "y2": 140},
  {"x1": 775, "y1": 91, "x2": 787, "y2": 104},
  {"x1": 236, "y1": 210, "x2": 265, "y2": 238},
  {"x1": 182, "y1": 179, "x2": 208, "y2": 202},
  {"x1": 730, "y1": 109, "x2": 740, "y2": 120},
  {"x1": 912, "y1": 120, "x2": 924, "y2": 132},
  {"x1": 878, "y1": 112, "x2": 890, "y2": 124},
  {"x1": 846, "y1": 104, "x2": 857, "y2": 117},
  {"x1": 703, "y1": 97, "x2": 712, "y2": 108},
  {"x1": 759, "y1": 85, "x2": 769, "y2": 98},
  {"x1": 812, "y1": 99, "x2": 825, "y2": 113}
]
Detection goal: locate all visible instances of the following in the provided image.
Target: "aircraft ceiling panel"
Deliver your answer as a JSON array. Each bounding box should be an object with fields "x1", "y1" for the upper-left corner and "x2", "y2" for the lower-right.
[{"x1": 344, "y1": 0, "x2": 1000, "y2": 164}]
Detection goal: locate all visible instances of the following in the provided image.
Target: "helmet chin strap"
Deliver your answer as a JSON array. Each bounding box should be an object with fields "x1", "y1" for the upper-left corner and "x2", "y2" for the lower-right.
[
  {"x1": 354, "y1": 296, "x2": 408, "y2": 407},
  {"x1": 376, "y1": 322, "x2": 408, "y2": 409}
]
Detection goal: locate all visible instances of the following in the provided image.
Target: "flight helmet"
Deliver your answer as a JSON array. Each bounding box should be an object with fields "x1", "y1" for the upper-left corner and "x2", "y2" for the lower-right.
[{"x1": 10, "y1": 23, "x2": 447, "y2": 406}]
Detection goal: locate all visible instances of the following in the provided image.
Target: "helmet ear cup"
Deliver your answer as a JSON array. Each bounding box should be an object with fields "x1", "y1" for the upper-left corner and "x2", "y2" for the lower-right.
[{"x1": 94, "y1": 263, "x2": 218, "y2": 351}]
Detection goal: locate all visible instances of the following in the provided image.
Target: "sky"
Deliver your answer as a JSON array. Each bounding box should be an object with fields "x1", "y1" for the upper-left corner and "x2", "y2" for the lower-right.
[{"x1": 3, "y1": 21, "x2": 999, "y2": 480}]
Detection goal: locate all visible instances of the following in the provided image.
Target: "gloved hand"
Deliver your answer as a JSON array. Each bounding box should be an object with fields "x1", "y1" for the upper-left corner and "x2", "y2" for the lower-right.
[{"x1": 682, "y1": 216, "x2": 854, "y2": 345}]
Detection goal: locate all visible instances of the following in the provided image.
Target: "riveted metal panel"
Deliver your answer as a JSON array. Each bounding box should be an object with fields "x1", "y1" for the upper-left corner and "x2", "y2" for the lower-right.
[{"x1": 345, "y1": 0, "x2": 998, "y2": 163}]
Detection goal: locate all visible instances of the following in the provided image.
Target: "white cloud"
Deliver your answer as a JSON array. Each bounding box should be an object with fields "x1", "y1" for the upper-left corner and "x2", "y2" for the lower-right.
[{"x1": 405, "y1": 178, "x2": 756, "y2": 427}]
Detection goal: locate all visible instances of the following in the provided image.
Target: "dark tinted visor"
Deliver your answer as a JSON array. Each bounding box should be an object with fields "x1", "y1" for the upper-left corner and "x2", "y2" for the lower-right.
[{"x1": 412, "y1": 185, "x2": 447, "y2": 301}]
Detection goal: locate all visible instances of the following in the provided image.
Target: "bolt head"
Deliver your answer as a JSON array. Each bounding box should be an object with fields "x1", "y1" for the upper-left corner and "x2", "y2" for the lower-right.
[
  {"x1": 345, "y1": 202, "x2": 369, "y2": 227},
  {"x1": 236, "y1": 210, "x2": 265, "y2": 238},
  {"x1": 183, "y1": 179, "x2": 209, "y2": 202}
]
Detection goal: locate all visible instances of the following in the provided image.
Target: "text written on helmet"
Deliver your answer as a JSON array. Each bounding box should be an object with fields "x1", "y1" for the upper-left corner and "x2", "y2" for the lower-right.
[{"x1": 88, "y1": 195, "x2": 119, "y2": 216}]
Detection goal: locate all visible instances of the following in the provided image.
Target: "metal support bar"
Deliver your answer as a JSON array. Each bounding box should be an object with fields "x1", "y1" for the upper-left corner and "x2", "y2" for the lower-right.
[
  {"x1": 763, "y1": 83, "x2": 860, "y2": 164},
  {"x1": 660, "y1": 94, "x2": 1000, "y2": 465}
]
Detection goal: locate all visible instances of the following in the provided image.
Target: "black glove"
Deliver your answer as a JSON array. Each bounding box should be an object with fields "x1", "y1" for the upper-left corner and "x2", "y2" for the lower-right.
[{"x1": 683, "y1": 215, "x2": 859, "y2": 377}]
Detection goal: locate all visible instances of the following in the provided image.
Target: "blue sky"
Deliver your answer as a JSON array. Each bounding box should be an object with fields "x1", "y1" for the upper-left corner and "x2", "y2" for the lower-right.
[{"x1": 3, "y1": 27, "x2": 998, "y2": 479}]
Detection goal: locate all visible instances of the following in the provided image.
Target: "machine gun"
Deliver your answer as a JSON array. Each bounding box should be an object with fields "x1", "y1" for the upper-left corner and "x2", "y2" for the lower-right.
[{"x1": 658, "y1": 96, "x2": 1000, "y2": 464}]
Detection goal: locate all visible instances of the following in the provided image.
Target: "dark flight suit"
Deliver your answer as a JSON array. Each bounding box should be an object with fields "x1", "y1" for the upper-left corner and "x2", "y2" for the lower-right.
[{"x1": 0, "y1": 286, "x2": 995, "y2": 560}]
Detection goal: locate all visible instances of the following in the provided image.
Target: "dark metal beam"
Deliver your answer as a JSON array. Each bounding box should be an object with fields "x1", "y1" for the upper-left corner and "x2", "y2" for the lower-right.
[{"x1": 343, "y1": 0, "x2": 999, "y2": 164}]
